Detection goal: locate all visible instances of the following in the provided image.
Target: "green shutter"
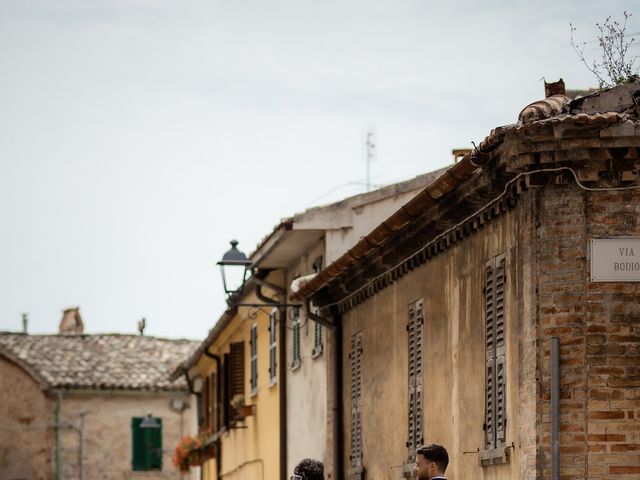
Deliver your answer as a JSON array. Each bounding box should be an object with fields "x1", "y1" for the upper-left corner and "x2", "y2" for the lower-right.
[{"x1": 131, "y1": 417, "x2": 162, "y2": 471}]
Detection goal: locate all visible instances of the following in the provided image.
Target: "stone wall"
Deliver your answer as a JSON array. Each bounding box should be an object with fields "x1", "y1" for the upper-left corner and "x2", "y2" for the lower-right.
[
  {"x1": 0, "y1": 358, "x2": 54, "y2": 480},
  {"x1": 58, "y1": 391, "x2": 196, "y2": 480}
]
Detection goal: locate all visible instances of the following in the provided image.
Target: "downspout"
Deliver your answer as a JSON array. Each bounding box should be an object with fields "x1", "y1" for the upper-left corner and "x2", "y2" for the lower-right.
[
  {"x1": 305, "y1": 300, "x2": 343, "y2": 480},
  {"x1": 181, "y1": 368, "x2": 203, "y2": 480},
  {"x1": 204, "y1": 349, "x2": 223, "y2": 480},
  {"x1": 255, "y1": 276, "x2": 287, "y2": 480},
  {"x1": 55, "y1": 391, "x2": 62, "y2": 480},
  {"x1": 551, "y1": 337, "x2": 560, "y2": 480}
]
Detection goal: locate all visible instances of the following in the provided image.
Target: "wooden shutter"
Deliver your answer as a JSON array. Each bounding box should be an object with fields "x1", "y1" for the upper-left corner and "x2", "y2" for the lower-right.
[
  {"x1": 131, "y1": 417, "x2": 162, "y2": 471},
  {"x1": 250, "y1": 324, "x2": 258, "y2": 392},
  {"x1": 223, "y1": 353, "x2": 231, "y2": 425},
  {"x1": 494, "y1": 255, "x2": 507, "y2": 447},
  {"x1": 269, "y1": 312, "x2": 277, "y2": 383},
  {"x1": 208, "y1": 373, "x2": 216, "y2": 432},
  {"x1": 202, "y1": 376, "x2": 210, "y2": 431},
  {"x1": 407, "y1": 299, "x2": 424, "y2": 463},
  {"x1": 292, "y1": 309, "x2": 301, "y2": 366},
  {"x1": 484, "y1": 254, "x2": 507, "y2": 449},
  {"x1": 230, "y1": 341, "x2": 245, "y2": 397},
  {"x1": 349, "y1": 332, "x2": 364, "y2": 478}
]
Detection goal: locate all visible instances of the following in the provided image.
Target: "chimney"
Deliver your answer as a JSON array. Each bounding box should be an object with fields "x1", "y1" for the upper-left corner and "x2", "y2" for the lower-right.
[
  {"x1": 22, "y1": 313, "x2": 28, "y2": 334},
  {"x1": 59, "y1": 307, "x2": 84, "y2": 335},
  {"x1": 452, "y1": 148, "x2": 472, "y2": 163}
]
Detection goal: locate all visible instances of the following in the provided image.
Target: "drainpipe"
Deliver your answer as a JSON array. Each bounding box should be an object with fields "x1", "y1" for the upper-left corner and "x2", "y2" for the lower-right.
[
  {"x1": 55, "y1": 391, "x2": 62, "y2": 480},
  {"x1": 305, "y1": 300, "x2": 343, "y2": 480},
  {"x1": 551, "y1": 337, "x2": 560, "y2": 480},
  {"x1": 204, "y1": 349, "x2": 223, "y2": 480},
  {"x1": 255, "y1": 275, "x2": 287, "y2": 480}
]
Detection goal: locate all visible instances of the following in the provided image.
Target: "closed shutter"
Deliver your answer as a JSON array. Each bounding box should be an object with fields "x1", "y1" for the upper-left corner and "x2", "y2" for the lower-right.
[
  {"x1": 223, "y1": 353, "x2": 231, "y2": 425},
  {"x1": 209, "y1": 373, "x2": 216, "y2": 432},
  {"x1": 251, "y1": 324, "x2": 258, "y2": 392},
  {"x1": 484, "y1": 254, "x2": 507, "y2": 449},
  {"x1": 202, "y1": 376, "x2": 210, "y2": 431},
  {"x1": 349, "y1": 332, "x2": 364, "y2": 478},
  {"x1": 406, "y1": 299, "x2": 424, "y2": 462},
  {"x1": 230, "y1": 341, "x2": 245, "y2": 399},
  {"x1": 292, "y1": 309, "x2": 301, "y2": 367},
  {"x1": 313, "y1": 321, "x2": 323, "y2": 356},
  {"x1": 269, "y1": 311, "x2": 277, "y2": 383},
  {"x1": 131, "y1": 417, "x2": 162, "y2": 471}
]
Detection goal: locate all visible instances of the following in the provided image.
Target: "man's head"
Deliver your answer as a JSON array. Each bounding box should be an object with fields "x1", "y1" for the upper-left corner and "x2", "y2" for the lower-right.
[
  {"x1": 292, "y1": 458, "x2": 324, "y2": 480},
  {"x1": 414, "y1": 444, "x2": 449, "y2": 479}
]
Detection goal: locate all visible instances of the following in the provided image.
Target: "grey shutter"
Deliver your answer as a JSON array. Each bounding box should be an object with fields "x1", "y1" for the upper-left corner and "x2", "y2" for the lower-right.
[
  {"x1": 293, "y1": 309, "x2": 301, "y2": 366},
  {"x1": 349, "y1": 332, "x2": 364, "y2": 479},
  {"x1": 250, "y1": 324, "x2": 258, "y2": 392},
  {"x1": 406, "y1": 299, "x2": 424, "y2": 472},
  {"x1": 485, "y1": 254, "x2": 507, "y2": 449},
  {"x1": 494, "y1": 255, "x2": 507, "y2": 447}
]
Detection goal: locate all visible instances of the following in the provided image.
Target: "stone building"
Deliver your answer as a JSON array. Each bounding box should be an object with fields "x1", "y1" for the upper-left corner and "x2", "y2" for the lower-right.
[
  {"x1": 294, "y1": 82, "x2": 640, "y2": 479},
  {"x1": 0, "y1": 308, "x2": 199, "y2": 480}
]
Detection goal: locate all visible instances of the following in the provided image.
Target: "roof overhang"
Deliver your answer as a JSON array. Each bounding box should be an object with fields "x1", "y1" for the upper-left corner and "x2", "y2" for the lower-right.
[{"x1": 251, "y1": 225, "x2": 324, "y2": 269}]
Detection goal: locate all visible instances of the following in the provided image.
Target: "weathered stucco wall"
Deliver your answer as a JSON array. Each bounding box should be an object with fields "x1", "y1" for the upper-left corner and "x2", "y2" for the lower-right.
[
  {"x1": 58, "y1": 391, "x2": 195, "y2": 480},
  {"x1": 341, "y1": 191, "x2": 538, "y2": 480},
  {"x1": 202, "y1": 288, "x2": 280, "y2": 480},
  {"x1": 286, "y1": 241, "x2": 328, "y2": 476},
  {"x1": 0, "y1": 358, "x2": 54, "y2": 480}
]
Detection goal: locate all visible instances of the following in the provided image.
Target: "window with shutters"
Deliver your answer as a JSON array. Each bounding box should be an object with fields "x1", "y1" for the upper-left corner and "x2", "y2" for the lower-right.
[
  {"x1": 291, "y1": 308, "x2": 301, "y2": 369},
  {"x1": 312, "y1": 321, "x2": 323, "y2": 357},
  {"x1": 250, "y1": 323, "x2": 258, "y2": 394},
  {"x1": 269, "y1": 310, "x2": 278, "y2": 385},
  {"x1": 484, "y1": 254, "x2": 507, "y2": 454},
  {"x1": 208, "y1": 373, "x2": 217, "y2": 432},
  {"x1": 348, "y1": 332, "x2": 364, "y2": 479},
  {"x1": 228, "y1": 341, "x2": 245, "y2": 422},
  {"x1": 404, "y1": 299, "x2": 424, "y2": 476},
  {"x1": 131, "y1": 417, "x2": 162, "y2": 471},
  {"x1": 200, "y1": 376, "x2": 209, "y2": 430}
]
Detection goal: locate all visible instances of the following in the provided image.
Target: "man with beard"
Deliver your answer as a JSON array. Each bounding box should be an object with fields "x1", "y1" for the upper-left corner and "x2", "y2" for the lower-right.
[{"x1": 413, "y1": 444, "x2": 449, "y2": 480}]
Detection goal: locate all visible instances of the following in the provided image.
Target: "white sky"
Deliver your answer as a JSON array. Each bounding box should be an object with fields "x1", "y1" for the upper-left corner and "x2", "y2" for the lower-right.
[{"x1": 0, "y1": 0, "x2": 636, "y2": 339}]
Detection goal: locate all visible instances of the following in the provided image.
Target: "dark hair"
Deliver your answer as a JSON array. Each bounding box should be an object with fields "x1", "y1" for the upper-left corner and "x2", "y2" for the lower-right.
[
  {"x1": 294, "y1": 458, "x2": 324, "y2": 480},
  {"x1": 416, "y1": 444, "x2": 449, "y2": 473}
]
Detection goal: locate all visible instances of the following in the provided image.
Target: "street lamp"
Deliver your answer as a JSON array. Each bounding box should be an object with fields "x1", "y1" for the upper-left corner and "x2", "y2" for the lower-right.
[
  {"x1": 217, "y1": 240, "x2": 252, "y2": 297},
  {"x1": 140, "y1": 414, "x2": 161, "y2": 429}
]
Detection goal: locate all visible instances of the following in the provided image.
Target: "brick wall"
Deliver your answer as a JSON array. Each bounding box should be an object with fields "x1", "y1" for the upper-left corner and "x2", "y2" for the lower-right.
[{"x1": 537, "y1": 184, "x2": 640, "y2": 479}]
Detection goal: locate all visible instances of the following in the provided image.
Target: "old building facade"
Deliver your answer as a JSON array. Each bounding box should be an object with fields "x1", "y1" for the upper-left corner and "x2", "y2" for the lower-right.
[
  {"x1": 295, "y1": 83, "x2": 640, "y2": 479},
  {"x1": 0, "y1": 310, "x2": 198, "y2": 480},
  {"x1": 175, "y1": 171, "x2": 446, "y2": 480}
]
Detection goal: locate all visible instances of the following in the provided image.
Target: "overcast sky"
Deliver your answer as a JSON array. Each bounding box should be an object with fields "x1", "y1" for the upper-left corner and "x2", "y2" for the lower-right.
[{"x1": 0, "y1": 0, "x2": 636, "y2": 339}]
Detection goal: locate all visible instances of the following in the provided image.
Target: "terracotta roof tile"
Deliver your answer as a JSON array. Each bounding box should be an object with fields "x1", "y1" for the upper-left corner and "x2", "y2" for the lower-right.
[{"x1": 0, "y1": 332, "x2": 199, "y2": 391}]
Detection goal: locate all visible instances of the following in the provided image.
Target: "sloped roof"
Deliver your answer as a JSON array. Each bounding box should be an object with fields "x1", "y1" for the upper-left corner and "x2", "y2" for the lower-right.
[{"x1": 0, "y1": 332, "x2": 199, "y2": 392}]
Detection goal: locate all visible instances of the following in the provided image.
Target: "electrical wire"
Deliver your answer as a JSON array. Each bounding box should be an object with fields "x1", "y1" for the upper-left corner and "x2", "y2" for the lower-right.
[{"x1": 318, "y1": 166, "x2": 640, "y2": 311}]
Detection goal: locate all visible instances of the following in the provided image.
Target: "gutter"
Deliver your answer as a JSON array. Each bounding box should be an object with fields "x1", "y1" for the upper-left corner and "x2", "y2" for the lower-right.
[{"x1": 204, "y1": 349, "x2": 223, "y2": 480}]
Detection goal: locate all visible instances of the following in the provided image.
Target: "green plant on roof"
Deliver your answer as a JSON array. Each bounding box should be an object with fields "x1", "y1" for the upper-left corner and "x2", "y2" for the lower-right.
[{"x1": 570, "y1": 11, "x2": 639, "y2": 88}]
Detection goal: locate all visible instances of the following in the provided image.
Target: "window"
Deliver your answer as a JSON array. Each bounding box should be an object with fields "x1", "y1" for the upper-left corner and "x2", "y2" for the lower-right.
[
  {"x1": 250, "y1": 323, "x2": 258, "y2": 394},
  {"x1": 312, "y1": 321, "x2": 323, "y2": 357},
  {"x1": 348, "y1": 332, "x2": 364, "y2": 479},
  {"x1": 131, "y1": 417, "x2": 162, "y2": 471},
  {"x1": 291, "y1": 308, "x2": 301, "y2": 369},
  {"x1": 269, "y1": 310, "x2": 278, "y2": 384},
  {"x1": 484, "y1": 254, "x2": 507, "y2": 451},
  {"x1": 406, "y1": 299, "x2": 424, "y2": 467},
  {"x1": 224, "y1": 341, "x2": 244, "y2": 424}
]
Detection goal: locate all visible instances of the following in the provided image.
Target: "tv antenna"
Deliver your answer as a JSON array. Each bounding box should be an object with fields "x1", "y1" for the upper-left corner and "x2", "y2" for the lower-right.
[{"x1": 365, "y1": 130, "x2": 375, "y2": 192}]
